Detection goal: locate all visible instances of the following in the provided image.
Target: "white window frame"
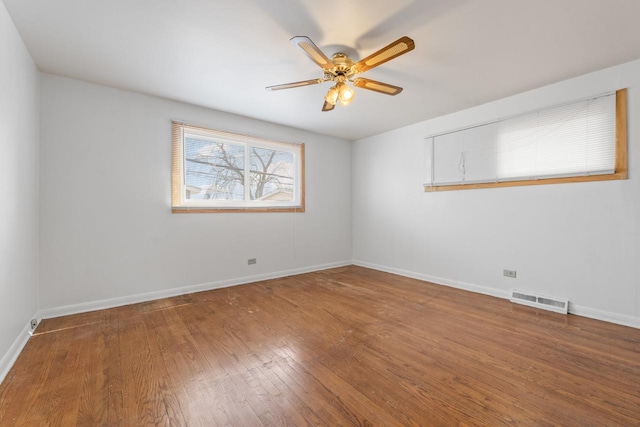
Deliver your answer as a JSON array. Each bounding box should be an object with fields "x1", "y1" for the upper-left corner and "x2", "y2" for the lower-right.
[
  {"x1": 424, "y1": 89, "x2": 627, "y2": 192},
  {"x1": 171, "y1": 122, "x2": 305, "y2": 213}
]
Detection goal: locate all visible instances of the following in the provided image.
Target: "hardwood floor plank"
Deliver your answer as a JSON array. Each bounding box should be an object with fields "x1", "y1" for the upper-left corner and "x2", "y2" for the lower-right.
[
  {"x1": 243, "y1": 368, "x2": 307, "y2": 427},
  {"x1": 142, "y1": 311, "x2": 190, "y2": 426},
  {"x1": 1, "y1": 266, "x2": 639, "y2": 425},
  {"x1": 76, "y1": 315, "x2": 109, "y2": 426}
]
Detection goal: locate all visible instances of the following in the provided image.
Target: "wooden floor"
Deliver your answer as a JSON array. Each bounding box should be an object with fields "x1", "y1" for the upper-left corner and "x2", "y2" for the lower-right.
[{"x1": 1, "y1": 266, "x2": 639, "y2": 426}]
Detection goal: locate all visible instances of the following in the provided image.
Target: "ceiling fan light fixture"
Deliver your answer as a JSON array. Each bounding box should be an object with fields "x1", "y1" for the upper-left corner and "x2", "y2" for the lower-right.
[
  {"x1": 325, "y1": 85, "x2": 339, "y2": 105},
  {"x1": 337, "y1": 82, "x2": 354, "y2": 105}
]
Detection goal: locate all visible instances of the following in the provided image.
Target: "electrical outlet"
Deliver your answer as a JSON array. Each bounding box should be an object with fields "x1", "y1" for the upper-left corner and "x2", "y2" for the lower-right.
[
  {"x1": 503, "y1": 269, "x2": 517, "y2": 278},
  {"x1": 248, "y1": 258, "x2": 257, "y2": 265},
  {"x1": 30, "y1": 319, "x2": 38, "y2": 329}
]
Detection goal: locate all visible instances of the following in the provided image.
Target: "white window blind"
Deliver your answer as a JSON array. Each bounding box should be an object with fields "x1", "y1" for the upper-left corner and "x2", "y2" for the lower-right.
[{"x1": 425, "y1": 93, "x2": 617, "y2": 187}]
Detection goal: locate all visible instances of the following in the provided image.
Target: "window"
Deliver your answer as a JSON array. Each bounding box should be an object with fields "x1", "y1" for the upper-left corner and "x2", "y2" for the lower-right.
[
  {"x1": 171, "y1": 122, "x2": 305, "y2": 212},
  {"x1": 424, "y1": 89, "x2": 627, "y2": 191}
]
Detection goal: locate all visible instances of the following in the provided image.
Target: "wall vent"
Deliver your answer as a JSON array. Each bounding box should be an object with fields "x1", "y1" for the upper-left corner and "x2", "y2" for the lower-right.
[{"x1": 510, "y1": 289, "x2": 568, "y2": 314}]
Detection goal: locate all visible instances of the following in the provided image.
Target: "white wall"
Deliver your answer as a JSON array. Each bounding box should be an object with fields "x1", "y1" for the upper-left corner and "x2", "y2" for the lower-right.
[
  {"x1": 0, "y1": 0, "x2": 39, "y2": 379},
  {"x1": 353, "y1": 60, "x2": 640, "y2": 327},
  {"x1": 39, "y1": 74, "x2": 351, "y2": 313}
]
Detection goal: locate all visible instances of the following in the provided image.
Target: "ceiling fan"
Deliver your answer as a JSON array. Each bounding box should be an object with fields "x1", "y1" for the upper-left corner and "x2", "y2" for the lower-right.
[{"x1": 266, "y1": 36, "x2": 415, "y2": 111}]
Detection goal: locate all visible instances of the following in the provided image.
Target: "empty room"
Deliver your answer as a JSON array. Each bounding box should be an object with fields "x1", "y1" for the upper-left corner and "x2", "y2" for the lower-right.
[{"x1": 1, "y1": 0, "x2": 640, "y2": 425}]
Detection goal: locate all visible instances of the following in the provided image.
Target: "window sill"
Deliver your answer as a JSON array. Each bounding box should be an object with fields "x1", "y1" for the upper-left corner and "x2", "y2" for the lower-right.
[
  {"x1": 171, "y1": 205, "x2": 305, "y2": 213},
  {"x1": 424, "y1": 171, "x2": 627, "y2": 192}
]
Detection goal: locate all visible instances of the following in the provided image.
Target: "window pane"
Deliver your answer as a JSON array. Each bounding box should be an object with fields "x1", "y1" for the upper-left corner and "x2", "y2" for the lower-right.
[
  {"x1": 497, "y1": 109, "x2": 541, "y2": 179},
  {"x1": 171, "y1": 121, "x2": 305, "y2": 212},
  {"x1": 184, "y1": 136, "x2": 245, "y2": 200},
  {"x1": 460, "y1": 122, "x2": 498, "y2": 183},
  {"x1": 433, "y1": 123, "x2": 498, "y2": 185},
  {"x1": 586, "y1": 95, "x2": 616, "y2": 172},
  {"x1": 433, "y1": 132, "x2": 464, "y2": 185},
  {"x1": 249, "y1": 147, "x2": 294, "y2": 201},
  {"x1": 535, "y1": 102, "x2": 589, "y2": 176}
]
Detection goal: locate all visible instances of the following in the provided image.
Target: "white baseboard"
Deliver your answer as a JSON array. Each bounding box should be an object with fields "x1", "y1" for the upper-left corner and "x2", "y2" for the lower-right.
[
  {"x1": 570, "y1": 304, "x2": 640, "y2": 329},
  {"x1": 353, "y1": 260, "x2": 511, "y2": 300},
  {"x1": 37, "y1": 260, "x2": 352, "y2": 320},
  {"x1": 0, "y1": 317, "x2": 37, "y2": 384},
  {"x1": 354, "y1": 260, "x2": 640, "y2": 330}
]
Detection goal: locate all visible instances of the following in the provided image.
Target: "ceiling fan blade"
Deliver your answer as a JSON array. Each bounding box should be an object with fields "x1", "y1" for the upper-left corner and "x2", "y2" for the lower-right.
[
  {"x1": 353, "y1": 78, "x2": 403, "y2": 95},
  {"x1": 352, "y1": 36, "x2": 415, "y2": 74},
  {"x1": 266, "y1": 78, "x2": 324, "y2": 91},
  {"x1": 290, "y1": 36, "x2": 335, "y2": 71},
  {"x1": 322, "y1": 101, "x2": 335, "y2": 112}
]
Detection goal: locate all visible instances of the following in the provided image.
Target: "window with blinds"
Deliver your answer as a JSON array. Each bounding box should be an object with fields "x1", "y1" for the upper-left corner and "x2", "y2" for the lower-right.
[
  {"x1": 171, "y1": 122, "x2": 305, "y2": 212},
  {"x1": 424, "y1": 89, "x2": 627, "y2": 191}
]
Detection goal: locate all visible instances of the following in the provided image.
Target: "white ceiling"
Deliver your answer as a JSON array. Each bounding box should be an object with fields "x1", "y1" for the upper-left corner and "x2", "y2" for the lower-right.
[{"x1": 5, "y1": 0, "x2": 640, "y2": 141}]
